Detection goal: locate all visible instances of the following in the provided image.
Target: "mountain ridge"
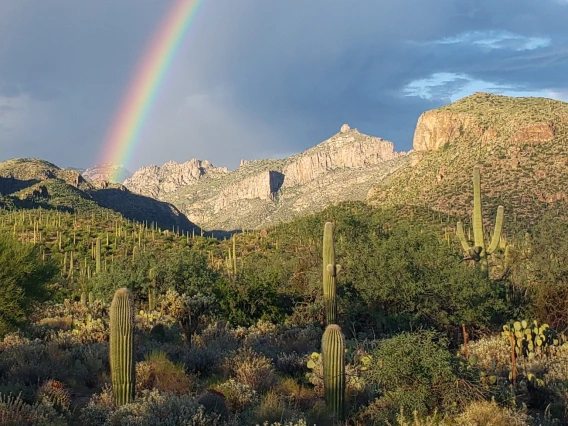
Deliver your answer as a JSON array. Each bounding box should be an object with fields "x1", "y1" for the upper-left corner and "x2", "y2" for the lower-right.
[{"x1": 123, "y1": 124, "x2": 402, "y2": 230}]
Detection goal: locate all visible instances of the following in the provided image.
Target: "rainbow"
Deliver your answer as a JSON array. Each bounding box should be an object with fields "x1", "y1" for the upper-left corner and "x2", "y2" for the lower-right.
[{"x1": 99, "y1": 0, "x2": 204, "y2": 181}]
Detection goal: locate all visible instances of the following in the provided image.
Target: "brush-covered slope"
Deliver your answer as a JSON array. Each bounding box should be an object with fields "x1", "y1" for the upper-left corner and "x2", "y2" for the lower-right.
[
  {"x1": 367, "y1": 92, "x2": 568, "y2": 229},
  {"x1": 0, "y1": 158, "x2": 199, "y2": 232},
  {"x1": 125, "y1": 124, "x2": 407, "y2": 231}
]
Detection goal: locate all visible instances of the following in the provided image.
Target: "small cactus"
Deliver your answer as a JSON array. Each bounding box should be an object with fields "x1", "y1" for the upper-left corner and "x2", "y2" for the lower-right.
[
  {"x1": 110, "y1": 288, "x2": 135, "y2": 406},
  {"x1": 322, "y1": 324, "x2": 345, "y2": 419},
  {"x1": 38, "y1": 379, "x2": 71, "y2": 412}
]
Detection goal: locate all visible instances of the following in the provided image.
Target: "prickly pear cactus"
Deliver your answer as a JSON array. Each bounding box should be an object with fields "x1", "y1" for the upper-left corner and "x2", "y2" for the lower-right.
[
  {"x1": 502, "y1": 320, "x2": 560, "y2": 359},
  {"x1": 110, "y1": 287, "x2": 135, "y2": 406}
]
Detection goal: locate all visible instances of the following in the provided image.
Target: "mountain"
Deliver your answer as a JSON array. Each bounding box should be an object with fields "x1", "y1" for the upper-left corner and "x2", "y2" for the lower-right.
[
  {"x1": 123, "y1": 93, "x2": 568, "y2": 232},
  {"x1": 367, "y1": 92, "x2": 568, "y2": 229},
  {"x1": 123, "y1": 159, "x2": 229, "y2": 199},
  {"x1": 82, "y1": 163, "x2": 133, "y2": 183},
  {"x1": 124, "y1": 124, "x2": 407, "y2": 230},
  {"x1": 0, "y1": 158, "x2": 199, "y2": 233}
]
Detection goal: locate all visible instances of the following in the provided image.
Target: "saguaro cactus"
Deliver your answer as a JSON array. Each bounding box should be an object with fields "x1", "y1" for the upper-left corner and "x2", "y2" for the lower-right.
[
  {"x1": 110, "y1": 288, "x2": 135, "y2": 406},
  {"x1": 456, "y1": 166, "x2": 504, "y2": 278},
  {"x1": 322, "y1": 324, "x2": 345, "y2": 419},
  {"x1": 95, "y1": 237, "x2": 101, "y2": 274},
  {"x1": 323, "y1": 222, "x2": 341, "y2": 324}
]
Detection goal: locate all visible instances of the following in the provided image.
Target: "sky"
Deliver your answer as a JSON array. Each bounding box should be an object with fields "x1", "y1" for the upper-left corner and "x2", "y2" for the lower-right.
[{"x1": 1, "y1": 0, "x2": 568, "y2": 172}]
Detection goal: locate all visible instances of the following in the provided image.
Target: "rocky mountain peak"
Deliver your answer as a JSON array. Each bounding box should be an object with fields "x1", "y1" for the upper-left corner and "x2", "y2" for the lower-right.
[
  {"x1": 123, "y1": 127, "x2": 403, "y2": 230},
  {"x1": 123, "y1": 158, "x2": 229, "y2": 199}
]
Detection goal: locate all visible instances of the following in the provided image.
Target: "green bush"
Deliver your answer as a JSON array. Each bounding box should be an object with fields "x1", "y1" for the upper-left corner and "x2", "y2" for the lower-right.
[
  {"x1": 0, "y1": 234, "x2": 57, "y2": 336},
  {"x1": 366, "y1": 330, "x2": 479, "y2": 422}
]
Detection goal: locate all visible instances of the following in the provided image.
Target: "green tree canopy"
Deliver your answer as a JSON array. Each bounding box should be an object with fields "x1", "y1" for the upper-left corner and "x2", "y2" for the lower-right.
[{"x1": 0, "y1": 233, "x2": 57, "y2": 335}]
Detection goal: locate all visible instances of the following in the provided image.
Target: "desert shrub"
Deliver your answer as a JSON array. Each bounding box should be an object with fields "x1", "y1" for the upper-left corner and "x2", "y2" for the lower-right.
[
  {"x1": 157, "y1": 247, "x2": 220, "y2": 296},
  {"x1": 341, "y1": 219, "x2": 506, "y2": 334},
  {"x1": 81, "y1": 389, "x2": 224, "y2": 426},
  {"x1": 275, "y1": 352, "x2": 306, "y2": 377},
  {"x1": 159, "y1": 290, "x2": 216, "y2": 344},
  {"x1": 519, "y1": 214, "x2": 568, "y2": 331},
  {"x1": 250, "y1": 390, "x2": 303, "y2": 425},
  {"x1": 214, "y1": 379, "x2": 258, "y2": 412},
  {"x1": 0, "y1": 233, "x2": 58, "y2": 336},
  {"x1": 0, "y1": 337, "x2": 72, "y2": 395},
  {"x1": 226, "y1": 348, "x2": 278, "y2": 392},
  {"x1": 275, "y1": 378, "x2": 317, "y2": 412},
  {"x1": 136, "y1": 350, "x2": 192, "y2": 394},
  {"x1": 197, "y1": 389, "x2": 231, "y2": 422},
  {"x1": 366, "y1": 330, "x2": 480, "y2": 423},
  {"x1": 0, "y1": 393, "x2": 66, "y2": 426},
  {"x1": 455, "y1": 399, "x2": 532, "y2": 425},
  {"x1": 91, "y1": 251, "x2": 156, "y2": 301},
  {"x1": 217, "y1": 253, "x2": 294, "y2": 326}
]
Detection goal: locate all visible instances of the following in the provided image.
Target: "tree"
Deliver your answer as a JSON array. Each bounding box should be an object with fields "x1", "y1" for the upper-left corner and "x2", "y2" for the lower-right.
[{"x1": 0, "y1": 233, "x2": 57, "y2": 335}]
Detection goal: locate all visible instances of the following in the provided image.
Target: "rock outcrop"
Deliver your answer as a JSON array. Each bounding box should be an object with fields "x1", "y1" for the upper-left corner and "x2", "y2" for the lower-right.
[
  {"x1": 412, "y1": 92, "x2": 562, "y2": 152},
  {"x1": 282, "y1": 128, "x2": 396, "y2": 187},
  {"x1": 123, "y1": 159, "x2": 229, "y2": 199},
  {"x1": 413, "y1": 111, "x2": 480, "y2": 151},
  {"x1": 124, "y1": 125, "x2": 404, "y2": 231},
  {"x1": 368, "y1": 92, "x2": 568, "y2": 226}
]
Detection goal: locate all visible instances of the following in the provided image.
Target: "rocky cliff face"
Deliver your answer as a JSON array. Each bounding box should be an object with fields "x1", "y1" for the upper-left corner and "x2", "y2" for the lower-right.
[
  {"x1": 413, "y1": 111, "x2": 479, "y2": 151},
  {"x1": 124, "y1": 125, "x2": 403, "y2": 230},
  {"x1": 282, "y1": 127, "x2": 396, "y2": 187},
  {"x1": 123, "y1": 159, "x2": 229, "y2": 199},
  {"x1": 368, "y1": 92, "x2": 568, "y2": 226},
  {"x1": 83, "y1": 164, "x2": 132, "y2": 184},
  {"x1": 412, "y1": 92, "x2": 559, "y2": 152}
]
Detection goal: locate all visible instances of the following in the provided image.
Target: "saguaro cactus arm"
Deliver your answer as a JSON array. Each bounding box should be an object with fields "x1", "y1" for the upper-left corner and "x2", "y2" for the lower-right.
[
  {"x1": 323, "y1": 222, "x2": 339, "y2": 324},
  {"x1": 456, "y1": 222, "x2": 471, "y2": 253},
  {"x1": 487, "y1": 205, "x2": 504, "y2": 255},
  {"x1": 472, "y1": 166, "x2": 485, "y2": 252}
]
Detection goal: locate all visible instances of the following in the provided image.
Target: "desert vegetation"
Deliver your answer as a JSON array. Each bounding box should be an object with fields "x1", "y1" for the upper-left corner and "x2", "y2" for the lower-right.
[{"x1": 2, "y1": 165, "x2": 568, "y2": 426}]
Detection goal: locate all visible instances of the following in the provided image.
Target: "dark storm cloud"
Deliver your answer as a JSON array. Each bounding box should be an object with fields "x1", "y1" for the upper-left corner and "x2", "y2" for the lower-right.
[{"x1": 0, "y1": 0, "x2": 567, "y2": 171}]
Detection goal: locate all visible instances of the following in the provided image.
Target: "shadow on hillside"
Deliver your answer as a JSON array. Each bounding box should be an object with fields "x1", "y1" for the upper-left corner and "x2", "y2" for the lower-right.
[
  {"x1": 204, "y1": 229, "x2": 239, "y2": 240},
  {"x1": 0, "y1": 176, "x2": 40, "y2": 195},
  {"x1": 90, "y1": 188, "x2": 201, "y2": 234}
]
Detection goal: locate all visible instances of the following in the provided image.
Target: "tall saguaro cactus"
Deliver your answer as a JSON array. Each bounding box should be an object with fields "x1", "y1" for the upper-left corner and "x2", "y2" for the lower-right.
[
  {"x1": 95, "y1": 237, "x2": 101, "y2": 274},
  {"x1": 323, "y1": 222, "x2": 341, "y2": 325},
  {"x1": 322, "y1": 324, "x2": 345, "y2": 419},
  {"x1": 456, "y1": 166, "x2": 504, "y2": 278},
  {"x1": 110, "y1": 288, "x2": 135, "y2": 406}
]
